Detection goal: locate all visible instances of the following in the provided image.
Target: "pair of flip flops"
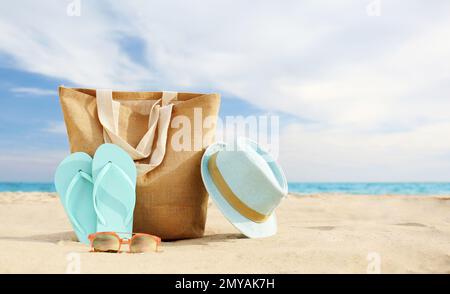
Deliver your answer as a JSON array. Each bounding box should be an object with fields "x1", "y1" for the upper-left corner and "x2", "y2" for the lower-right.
[{"x1": 54, "y1": 144, "x2": 137, "y2": 244}]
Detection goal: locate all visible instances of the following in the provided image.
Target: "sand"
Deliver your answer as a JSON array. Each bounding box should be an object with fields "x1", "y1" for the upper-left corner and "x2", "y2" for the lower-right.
[{"x1": 0, "y1": 192, "x2": 449, "y2": 274}]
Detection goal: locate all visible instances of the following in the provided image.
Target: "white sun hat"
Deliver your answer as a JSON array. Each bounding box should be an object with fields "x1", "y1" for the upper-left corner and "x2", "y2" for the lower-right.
[{"x1": 200, "y1": 137, "x2": 288, "y2": 238}]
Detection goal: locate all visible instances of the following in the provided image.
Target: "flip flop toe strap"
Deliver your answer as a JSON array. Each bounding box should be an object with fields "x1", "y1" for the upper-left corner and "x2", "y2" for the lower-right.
[
  {"x1": 65, "y1": 170, "x2": 93, "y2": 236},
  {"x1": 93, "y1": 162, "x2": 135, "y2": 227}
]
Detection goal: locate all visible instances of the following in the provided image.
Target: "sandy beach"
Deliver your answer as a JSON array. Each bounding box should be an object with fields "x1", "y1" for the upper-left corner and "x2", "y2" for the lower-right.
[{"x1": 0, "y1": 192, "x2": 449, "y2": 274}]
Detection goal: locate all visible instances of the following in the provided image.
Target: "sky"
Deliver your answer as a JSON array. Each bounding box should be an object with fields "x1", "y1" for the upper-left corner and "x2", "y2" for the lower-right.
[{"x1": 0, "y1": 0, "x2": 450, "y2": 182}]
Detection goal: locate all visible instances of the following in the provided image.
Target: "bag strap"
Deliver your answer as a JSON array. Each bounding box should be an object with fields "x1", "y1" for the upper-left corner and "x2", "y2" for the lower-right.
[{"x1": 96, "y1": 89, "x2": 177, "y2": 175}]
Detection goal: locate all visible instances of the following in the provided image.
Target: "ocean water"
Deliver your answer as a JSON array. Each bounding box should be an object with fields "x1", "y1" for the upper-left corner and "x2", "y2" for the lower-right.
[
  {"x1": 1, "y1": 182, "x2": 450, "y2": 195},
  {"x1": 0, "y1": 182, "x2": 56, "y2": 192},
  {"x1": 288, "y1": 182, "x2": 450, "y2": 195}
]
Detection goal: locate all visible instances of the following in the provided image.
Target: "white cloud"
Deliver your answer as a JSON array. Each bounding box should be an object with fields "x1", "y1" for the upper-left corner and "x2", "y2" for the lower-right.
[
  {"x1": 0, "y1": 149, "x2": 69, "y2": 182},
  {"x1": 279, "y1": 122, "x2": 450, "y2": 182},
  {"x1": 0, "y1": 1, "x2": 153, "y2": 89},
  {"x1": 0, "y1": 0, "x2": 450, "y2": 181},
  {"x1": 11, "y1": 87, "x2": 56, "y2": 96},
  {"x1": 42, "y1": 121, "x2": 67, "y2": 135},
  {"x1": 275, "y1": 17, "x2": 450, "y2": 129}
]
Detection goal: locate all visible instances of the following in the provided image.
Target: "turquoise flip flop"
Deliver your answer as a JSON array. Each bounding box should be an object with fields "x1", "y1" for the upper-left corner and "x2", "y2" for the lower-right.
[
  {"x1": 54, "y1": 152, "x2": 97, "y2": 244},
  {"x1": 92, "y1": 144, "x2": 137, "y2": 238}
]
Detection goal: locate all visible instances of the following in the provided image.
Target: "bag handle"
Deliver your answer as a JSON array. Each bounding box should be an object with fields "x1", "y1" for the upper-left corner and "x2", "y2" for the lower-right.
[{"x1": 96, "y1": 89, "x2": 177, "y2": 175}]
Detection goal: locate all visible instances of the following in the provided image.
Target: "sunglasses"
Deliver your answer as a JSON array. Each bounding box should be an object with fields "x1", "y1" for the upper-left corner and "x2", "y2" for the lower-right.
[{"x1": 88, "y1": 232, "x2": 161, "y2": 253}]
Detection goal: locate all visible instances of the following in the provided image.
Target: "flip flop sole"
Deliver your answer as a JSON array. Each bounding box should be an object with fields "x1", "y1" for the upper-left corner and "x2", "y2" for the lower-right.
[
  {"x1": 92, "y1": 144, "x2": 137, "y2": 238},
  {"x1": 54, "y1": 152, "x2": 97, "y2": 244}
]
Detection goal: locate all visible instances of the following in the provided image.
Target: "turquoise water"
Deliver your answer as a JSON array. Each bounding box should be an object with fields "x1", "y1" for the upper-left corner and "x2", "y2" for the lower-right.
[
  {"x1": 1, "y1": 182, "x2": 450, "y2": 195},
  {"x1": 0, "y1": 182, "x2": 56, "y2": 192},
  {"x1": 288, "y1": 182, "x2": 450, "y2": 195}
]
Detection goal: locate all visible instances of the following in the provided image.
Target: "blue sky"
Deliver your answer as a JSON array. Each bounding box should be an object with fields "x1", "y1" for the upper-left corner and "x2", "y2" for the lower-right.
[
  {"x1": 0, "y1": 66, "x2": 280, "y2": 181},
  {"x1": 1, "y1": 0, "x2": 450, "y2": 182}
]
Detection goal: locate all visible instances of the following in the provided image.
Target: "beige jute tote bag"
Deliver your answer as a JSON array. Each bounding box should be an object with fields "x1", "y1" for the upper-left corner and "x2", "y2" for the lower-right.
[{"x1": 58, "y1": 86, "x2": 221, "y2": 240}]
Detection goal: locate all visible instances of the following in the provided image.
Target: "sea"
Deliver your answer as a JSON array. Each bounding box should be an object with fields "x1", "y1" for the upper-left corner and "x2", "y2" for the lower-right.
[{"x1": 1, "y1": 182, "x2": 450, "y2": 195}]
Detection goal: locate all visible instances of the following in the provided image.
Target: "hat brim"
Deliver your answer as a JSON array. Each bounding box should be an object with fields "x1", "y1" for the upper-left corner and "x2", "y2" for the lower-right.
[{"x1": 200, "y1": 141, "x2": 277, "y2": 238}]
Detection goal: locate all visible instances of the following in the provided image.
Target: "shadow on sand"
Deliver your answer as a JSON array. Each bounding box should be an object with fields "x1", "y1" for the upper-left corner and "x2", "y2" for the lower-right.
[
  {"x1": 0, "y1": 232, "x2": 245, "y2": 245},
  {"x1": 0, "y1": 231, "x2": 77, "y2": 243}
]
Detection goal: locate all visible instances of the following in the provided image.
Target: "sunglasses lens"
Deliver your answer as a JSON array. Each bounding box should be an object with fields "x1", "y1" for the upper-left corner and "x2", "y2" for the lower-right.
[
  {"x1": 130, "y1": 235, "x2": 158, "y2": 253},
  {"x1": 92, "y1": 234, "x2": 120, "y2": 252}
]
